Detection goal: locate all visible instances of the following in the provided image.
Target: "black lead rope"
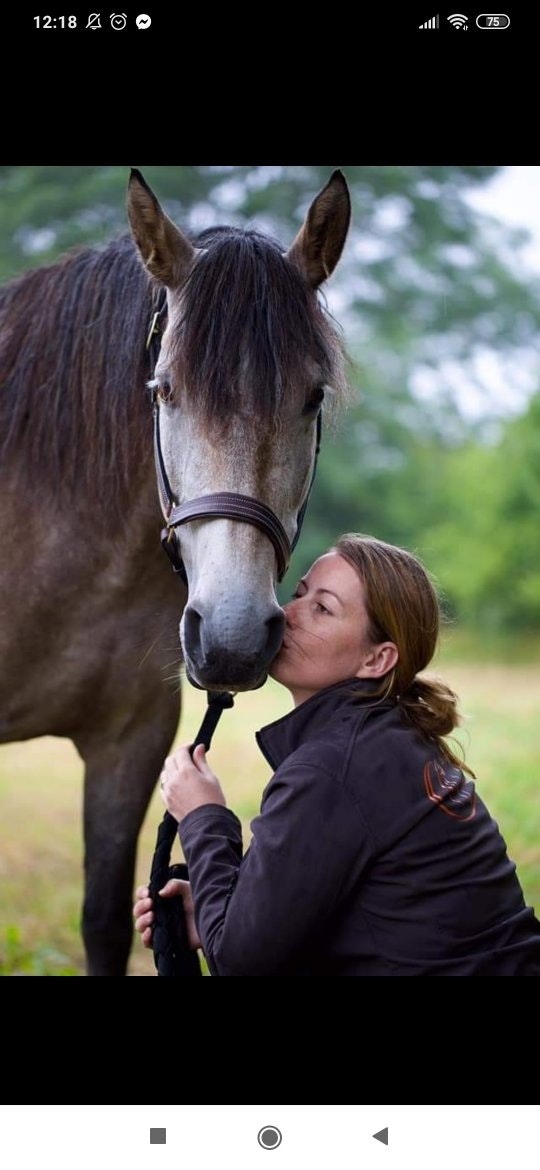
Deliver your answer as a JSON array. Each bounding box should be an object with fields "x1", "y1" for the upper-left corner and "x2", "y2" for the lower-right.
[{"x1": 148, "y1": 690, "x2": 235, "y2": 977}]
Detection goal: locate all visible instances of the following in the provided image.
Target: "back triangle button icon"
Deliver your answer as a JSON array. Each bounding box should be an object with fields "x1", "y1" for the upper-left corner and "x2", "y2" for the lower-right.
[{"x1": 373, "y1": 1128, "x2": 389, "y2": 1146}]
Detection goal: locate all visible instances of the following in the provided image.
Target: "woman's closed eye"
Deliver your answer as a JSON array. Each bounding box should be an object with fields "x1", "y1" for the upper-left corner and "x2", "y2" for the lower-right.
[{"x1": 291, "y1": 591, "x2": 331, "y2": 615}]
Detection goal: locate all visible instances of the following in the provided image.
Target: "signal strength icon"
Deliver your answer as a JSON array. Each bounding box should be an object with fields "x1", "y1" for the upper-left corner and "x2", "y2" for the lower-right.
[
  {"x1": 419, "y1": 13, "x2": 439, "y2": 26},
  {"x1": 447, "y1": 12, "x2": 468, "y2": 27}
]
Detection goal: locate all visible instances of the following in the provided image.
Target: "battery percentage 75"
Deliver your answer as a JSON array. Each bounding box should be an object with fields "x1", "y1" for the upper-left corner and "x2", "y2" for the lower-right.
[{"x1": 476, "y1": 14, "x2": 511, "y2": 28}]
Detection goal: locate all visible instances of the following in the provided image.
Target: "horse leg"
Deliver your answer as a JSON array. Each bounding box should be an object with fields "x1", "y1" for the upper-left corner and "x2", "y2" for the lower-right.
[{"x1": 74, "y1": 694, "x2": 179, "y2": 976}]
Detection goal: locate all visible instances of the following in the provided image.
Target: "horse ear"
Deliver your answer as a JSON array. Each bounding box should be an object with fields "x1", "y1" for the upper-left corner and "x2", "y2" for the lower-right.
[
  {"x1": 286, "y1": 170, "x2": 351, "y2": 289},
  {"x1": 127, "y1": 169, "x2": 196, "y2": 288}
]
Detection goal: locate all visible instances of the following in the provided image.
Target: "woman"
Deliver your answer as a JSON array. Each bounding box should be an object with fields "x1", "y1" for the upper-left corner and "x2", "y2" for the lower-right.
[{"x1": 134, "y1": 534, "x2": 540, "y2": 976}]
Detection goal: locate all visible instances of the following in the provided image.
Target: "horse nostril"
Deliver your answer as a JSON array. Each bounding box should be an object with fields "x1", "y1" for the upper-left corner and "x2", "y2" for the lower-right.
[
  {"x1": 265, "y1": 610, "x2": 286, "y2": 660},
  {"x1": 183, "y1": 604, "x2": 202, "y2": 650}
]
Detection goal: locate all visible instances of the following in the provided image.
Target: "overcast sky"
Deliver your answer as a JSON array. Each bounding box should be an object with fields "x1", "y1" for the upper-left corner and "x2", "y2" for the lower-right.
[
  {"x1": 467, "y1": 165, "x2": 540, "y2": 275},
  {"x1": 426, "y1": 167, "x2": 540, "y2": 422}
]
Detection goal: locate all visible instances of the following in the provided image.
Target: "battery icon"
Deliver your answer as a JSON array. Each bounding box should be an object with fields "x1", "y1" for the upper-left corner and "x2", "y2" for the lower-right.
[{"x1": 476, "y1": 13, "x2": 510, "y2": 27}]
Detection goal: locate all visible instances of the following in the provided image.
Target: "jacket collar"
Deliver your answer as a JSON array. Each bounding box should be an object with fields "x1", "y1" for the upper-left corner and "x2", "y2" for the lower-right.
[{"x1": 256, "y1": 677, "x2": 385, "y2": 770}]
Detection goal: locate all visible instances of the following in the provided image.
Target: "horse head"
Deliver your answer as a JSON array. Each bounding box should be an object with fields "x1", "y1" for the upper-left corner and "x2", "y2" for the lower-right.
[{"x1": 127, "y1": 169, "x2": 351, "y2": 691}]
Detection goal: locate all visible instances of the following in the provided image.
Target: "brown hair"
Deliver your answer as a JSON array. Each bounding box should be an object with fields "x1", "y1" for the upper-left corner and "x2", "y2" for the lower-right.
[{"x1": 334, "y1": 534, "x2": 473, "y2": 776}]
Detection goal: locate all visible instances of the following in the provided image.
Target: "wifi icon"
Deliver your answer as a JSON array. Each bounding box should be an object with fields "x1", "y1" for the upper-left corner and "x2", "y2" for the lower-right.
[{"x1": 447, "y1": 12, "x2": 468, "y2": 27}]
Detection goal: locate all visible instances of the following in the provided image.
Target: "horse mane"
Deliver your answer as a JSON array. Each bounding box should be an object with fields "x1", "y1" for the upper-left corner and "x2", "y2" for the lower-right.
[
  {"x1": 0, "y1": 226, "x2": 347, "y2": 509},
  {"x1": 0, "y1": 235, "x2": 155, "y2": 507}
]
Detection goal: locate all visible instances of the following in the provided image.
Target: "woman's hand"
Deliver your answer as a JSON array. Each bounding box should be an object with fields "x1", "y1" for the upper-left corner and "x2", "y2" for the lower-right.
[
  {"x1": 133, "y1": 879, "x2": 201, "y2": 951},
  {"x1": 133, "y1": 745, "x2": 224, "y2": 956},
  {"x1": 159, "y1": 743, "x2": 226, "y2": 821}
]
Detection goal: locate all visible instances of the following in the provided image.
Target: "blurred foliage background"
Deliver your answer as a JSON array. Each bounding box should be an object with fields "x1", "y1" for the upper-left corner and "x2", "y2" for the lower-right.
[{"x1": 1, "y1": 164, "x2": 539, "y2": 633}]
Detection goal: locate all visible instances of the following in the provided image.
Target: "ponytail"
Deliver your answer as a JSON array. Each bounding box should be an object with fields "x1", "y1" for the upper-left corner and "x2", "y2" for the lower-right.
[{"x1": 397, "y1": 676, "x2": 475, "y2": 777}]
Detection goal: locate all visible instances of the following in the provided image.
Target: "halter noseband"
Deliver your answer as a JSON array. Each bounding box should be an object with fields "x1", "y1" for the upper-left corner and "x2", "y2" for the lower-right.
[{"x1": 147, "y1": 304, "x2": 321, "y2": 585}]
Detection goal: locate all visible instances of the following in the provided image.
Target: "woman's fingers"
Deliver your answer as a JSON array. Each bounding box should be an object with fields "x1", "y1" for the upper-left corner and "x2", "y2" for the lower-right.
[
  {"x1": 134, "y1": 878, "x2": 200, "y2": 952},
  {"x1": 133, "y1": 899, "x2": 151, "y2": 917},
  {"x1": 158, "y1": 878, "x2": 185, "y2": 897},
  {"x1": 134, "y1": 907, "x2": 153, "y2": 933}
]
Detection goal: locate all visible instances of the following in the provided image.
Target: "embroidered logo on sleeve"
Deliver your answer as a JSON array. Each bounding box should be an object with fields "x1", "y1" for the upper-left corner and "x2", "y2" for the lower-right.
[{"x1": 424, "y1": 760, "x2": 476, "y2": 820}]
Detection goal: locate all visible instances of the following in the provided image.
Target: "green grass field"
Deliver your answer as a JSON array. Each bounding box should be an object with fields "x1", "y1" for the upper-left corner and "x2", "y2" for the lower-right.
[{"x1": 1, "y1": 643, "x2": 538, "y2": 975}]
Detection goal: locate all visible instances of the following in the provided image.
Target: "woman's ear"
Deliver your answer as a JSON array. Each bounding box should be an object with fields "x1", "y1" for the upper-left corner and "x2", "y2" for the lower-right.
[{"x1": 356, "y1": 642, "x2": 399, "y2": 679}]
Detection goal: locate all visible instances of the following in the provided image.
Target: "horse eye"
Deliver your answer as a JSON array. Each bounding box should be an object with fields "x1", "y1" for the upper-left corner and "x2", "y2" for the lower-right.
[
  {"x1": 303, "y1": 386, "x2": 325, "y2": 415},
  {"x1": 157, "y1": 380, "x2": 173, "y2": 403}
]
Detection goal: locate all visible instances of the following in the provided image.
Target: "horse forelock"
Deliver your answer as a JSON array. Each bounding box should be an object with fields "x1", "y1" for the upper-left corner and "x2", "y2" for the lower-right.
[{"x1": 167, "y1": 227, "x2": 347, "y2": 425}]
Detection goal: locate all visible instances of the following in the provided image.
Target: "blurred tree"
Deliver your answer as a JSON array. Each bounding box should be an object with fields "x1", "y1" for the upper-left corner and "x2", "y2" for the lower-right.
[
  {"x1": 423, "y1": 392, "x2": 540, "y2": 629},
  {"x1": 495, "y1": 391, "x2": 540, "y2": 626}
]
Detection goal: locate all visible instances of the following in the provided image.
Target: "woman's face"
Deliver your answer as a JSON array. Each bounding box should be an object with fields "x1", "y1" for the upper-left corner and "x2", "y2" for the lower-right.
[{"x1": 270, "y1": 552, "x2": 397, "y2": 706}]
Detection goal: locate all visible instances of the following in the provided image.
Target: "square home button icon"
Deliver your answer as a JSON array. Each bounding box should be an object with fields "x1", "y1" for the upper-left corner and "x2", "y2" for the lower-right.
[{"x1": 150, "y1": 1130, "x2": 166, "y2": 1145}]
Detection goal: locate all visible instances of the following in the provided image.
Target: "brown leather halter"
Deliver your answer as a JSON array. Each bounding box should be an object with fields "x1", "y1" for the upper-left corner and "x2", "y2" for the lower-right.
[{"x1": 147, "y1": 305, "x2": 321, "y2": 586}]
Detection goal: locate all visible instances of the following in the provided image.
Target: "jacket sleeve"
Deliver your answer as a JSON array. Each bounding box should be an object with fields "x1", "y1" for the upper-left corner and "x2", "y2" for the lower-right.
[{"x1": 178, "y1": 760, "x2": 374, "y2": 976}]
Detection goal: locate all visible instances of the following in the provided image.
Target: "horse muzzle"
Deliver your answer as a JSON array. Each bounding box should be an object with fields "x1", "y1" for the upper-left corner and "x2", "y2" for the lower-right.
[{"x1": 181, "y1": 601, "x2": 285, "y2": 692}]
